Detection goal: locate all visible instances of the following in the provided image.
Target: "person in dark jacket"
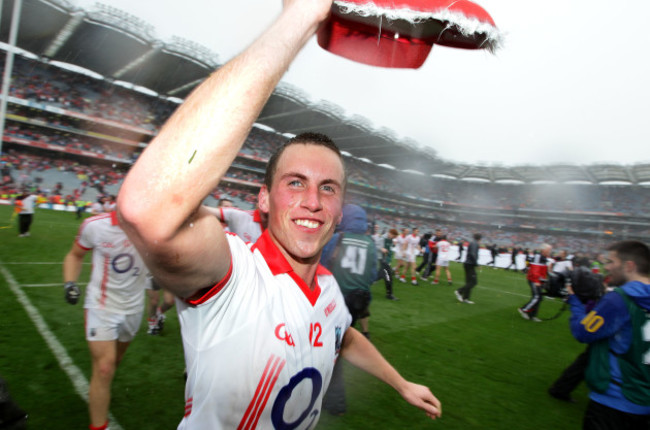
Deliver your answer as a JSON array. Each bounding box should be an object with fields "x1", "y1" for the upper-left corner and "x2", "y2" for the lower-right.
[
  {"x1": 320, "y1": 204, "x2": 378, "y2": 415},
  {"x1": 455, "y1": 233, "x2": 481, "y2": 304}
]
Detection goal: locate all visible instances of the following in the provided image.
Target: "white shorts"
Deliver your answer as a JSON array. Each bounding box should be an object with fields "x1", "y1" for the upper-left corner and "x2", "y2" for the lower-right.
[
  {"x1": 85, "y1": 308, "x2": 143, "y2": 342},
  {"x1": 405, "y1": 252, "x2": 417, "y2": 263},
  {"x1": 395, "y1": 251, "x2": 405, "y2": 261},
  {"x1": 436, "y1": 258, "x2": 449, "y2": 267}
]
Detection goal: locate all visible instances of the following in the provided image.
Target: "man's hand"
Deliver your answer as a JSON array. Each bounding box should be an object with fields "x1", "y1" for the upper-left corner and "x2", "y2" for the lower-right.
[
  {"x1": 398, "y1": 381, "x2": 442, "y2": 420},
  {"x1": 64, "y1": 281, "x2": 81, "y2": 305}
]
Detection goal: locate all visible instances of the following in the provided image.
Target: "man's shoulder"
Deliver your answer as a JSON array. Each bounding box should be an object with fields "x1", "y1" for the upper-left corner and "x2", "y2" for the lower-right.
[{"x1": 79, "y1": 212, "x2": 113, "y2": 232}]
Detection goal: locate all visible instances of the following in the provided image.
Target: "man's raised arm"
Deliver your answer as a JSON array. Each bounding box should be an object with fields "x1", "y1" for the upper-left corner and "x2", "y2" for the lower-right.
[{"x1": 117, "y1": 1, "x2": 333, "y2": 297}]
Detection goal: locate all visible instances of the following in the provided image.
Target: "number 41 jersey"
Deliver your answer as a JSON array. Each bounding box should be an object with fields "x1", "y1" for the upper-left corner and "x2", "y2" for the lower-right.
[
  {"x1": 177, "y1": 230, "x2": 352, "y2": 430},
  {"x1": 76, "y1": 211, "x2": 149, "y2": 314}
]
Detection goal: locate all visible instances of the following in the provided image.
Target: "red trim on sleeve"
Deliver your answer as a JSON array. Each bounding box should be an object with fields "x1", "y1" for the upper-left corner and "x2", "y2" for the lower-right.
[
  {"x1": 75, "y1": 238, "x2": 92, "y2": 251},
  {"x1": 184, "y1": 258, "x2": 234, "y2": 306},
  {"x1": 110, "y1": 211, "x2": 119, "y2": 226}
]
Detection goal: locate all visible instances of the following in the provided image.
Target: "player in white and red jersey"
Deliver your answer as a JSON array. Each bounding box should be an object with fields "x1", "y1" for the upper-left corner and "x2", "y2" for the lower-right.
[
  {"x1": 177, "y1": 230, "x2": 351, "y2": 429},
  {"x1": 118, "y1": 3, "x2": 441, "y2": 428},
  {"x1": 399, "y1": 228, "x2": 421, "y2": 285},
  {"x1": 393, "y1": 228, "x2": 409, "y2": 282},
  {"x1": 213, "y1": 205, "x2": 267, "y2": 243},
  {"x1": 63, "y1": 211, "x2": 150, "y2": 430},
  {"x1": 432, "y1": 235, "x2": 453, "y2": 285}
]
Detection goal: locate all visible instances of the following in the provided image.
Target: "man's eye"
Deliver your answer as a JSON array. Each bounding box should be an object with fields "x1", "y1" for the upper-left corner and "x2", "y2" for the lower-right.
[
  {"x1": 288, "y1": 180, "x2": 302, "y2": 187},
  {"x1": 321, "y1": 185, "x2": 335, "y2": 193}
]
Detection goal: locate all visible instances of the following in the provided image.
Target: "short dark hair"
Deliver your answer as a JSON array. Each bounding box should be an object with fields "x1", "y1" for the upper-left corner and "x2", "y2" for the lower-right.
[
  {"x1": 607, "y1": 240, "x2": 650, "y2": 275},
  {"x1": 264, "y1": 132, "x2": 346, "y2": 190},
  {"x1": 473, "y1": 233, "x2": 482, "y2": 241},
  {"x1": 218, "y1": 198, "x2": 233, "y2": 207}
]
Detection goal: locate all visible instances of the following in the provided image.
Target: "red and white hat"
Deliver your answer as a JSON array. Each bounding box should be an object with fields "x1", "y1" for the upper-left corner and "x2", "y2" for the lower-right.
[{"x1": 317, "y1": 0, "x2": 503, "y2": 69}]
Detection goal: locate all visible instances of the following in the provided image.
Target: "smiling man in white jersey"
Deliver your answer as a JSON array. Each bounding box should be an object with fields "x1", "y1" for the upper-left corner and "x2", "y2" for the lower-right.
[{"x1": 117, "y1": 1, "x2": 441, "y2": 428}]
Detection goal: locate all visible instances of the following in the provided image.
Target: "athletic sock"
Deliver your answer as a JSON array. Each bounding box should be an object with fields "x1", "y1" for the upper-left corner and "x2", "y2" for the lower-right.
[{"x1": 89, "y1": 420, "x2": 109, "y2": 430}]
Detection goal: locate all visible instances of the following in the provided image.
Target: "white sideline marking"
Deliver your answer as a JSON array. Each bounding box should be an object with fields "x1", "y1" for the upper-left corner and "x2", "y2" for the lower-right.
[
  {"x1": 0, "y1": 264, "x2": 124, "y2": 430},
  {"x1": 1, "y1": 262, "x2": 90, "y2": 265},
  {"x1": 21, "y1": 283, "x2": 87, "y2": 288},
  {"x1": 475, "y1": 285, "x2": 529, "y2": 298},
  {"x1": 476, "y1": 285, "x2": 565, "y2": 301}
]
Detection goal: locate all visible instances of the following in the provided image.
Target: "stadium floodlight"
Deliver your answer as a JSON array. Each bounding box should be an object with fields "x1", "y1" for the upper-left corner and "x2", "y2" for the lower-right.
[
  {"x1": 377, "y1": 127, "x2": 397, "y2": 142},
  {"x1": 44, "y1": 0, "x2": 75, "y2": 10},
  {"x1": 165, "y1": 36, "x2": 219, "y2": 69},
  {"x1": 275, "y1": 82, "x2": 312, "y2": 106},
  {"x1": 348, "y1": 114, "x2": 374, "y2": 133},
  {"x1": 87, "y1": 3, "x2": 155, "y2": 43},
  {"x1": 312, "y1": 100, "x2": 345, "y2": 119}
]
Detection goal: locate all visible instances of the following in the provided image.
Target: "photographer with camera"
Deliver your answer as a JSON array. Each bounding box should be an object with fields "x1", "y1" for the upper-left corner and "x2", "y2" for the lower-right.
[
  {"x1": 567, "y1": 241, "x2": 650, "y2": 429},
  {"x1": 548, "y1": 256, "x2": 605, "y2": 402}
]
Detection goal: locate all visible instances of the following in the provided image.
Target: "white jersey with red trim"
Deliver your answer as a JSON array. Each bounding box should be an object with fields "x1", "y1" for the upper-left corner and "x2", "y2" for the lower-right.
[
  {"x1": 177, "y1": 230, "x2": 352, "y2": 430},
  {"x1": 218, "y1": 207, "x2": 264, "y2": 243},
  {"x1": 394, "y1": 234, "x2": 407, "y2": 259},
  {"x1": 76, "y1": 212, "x2": 150, "y2": 314},
  {"x1": 436, "y1": 240, "x2": 451, "y2": 260},
  {"x1": 405, "y1": 234, "x2": 421, "y2": 257}
]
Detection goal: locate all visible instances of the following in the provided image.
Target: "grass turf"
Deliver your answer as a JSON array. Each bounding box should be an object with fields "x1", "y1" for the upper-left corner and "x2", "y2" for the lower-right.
[{"x1": 0, "y1": 205, "x2": 588, "y2": 429}]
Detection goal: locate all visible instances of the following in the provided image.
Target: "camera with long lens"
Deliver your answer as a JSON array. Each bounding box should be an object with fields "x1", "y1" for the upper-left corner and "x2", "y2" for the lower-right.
[{"x1": 542, "y1": 266, "x2": 604, "y2": 304}]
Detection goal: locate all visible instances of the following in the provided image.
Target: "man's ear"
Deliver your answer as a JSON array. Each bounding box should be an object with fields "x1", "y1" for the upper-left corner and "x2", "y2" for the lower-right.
[
  {"x1": 624, "y1": 259, "x2": 637, "y2": 275},
  {"x1": 258, "y1": 186, "x2": 270, "y2": 214}
]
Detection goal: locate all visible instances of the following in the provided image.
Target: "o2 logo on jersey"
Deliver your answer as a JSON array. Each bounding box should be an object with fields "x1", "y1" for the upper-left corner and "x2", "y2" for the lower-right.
[
  {"x1": 275, "y1": 324, "x2": 295, "y2": 347},
  {"x1": 271, "y1": 368, "x2": 322, "y2": 430},
  {"x1": 111, "y1": 253, "x2": 140, "y2": 277}
]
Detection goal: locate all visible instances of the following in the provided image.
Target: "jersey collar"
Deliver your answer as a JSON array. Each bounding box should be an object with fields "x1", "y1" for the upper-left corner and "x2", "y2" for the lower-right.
[{"x1": 252, "y1": 230, "x2": 325, "y2": 306}]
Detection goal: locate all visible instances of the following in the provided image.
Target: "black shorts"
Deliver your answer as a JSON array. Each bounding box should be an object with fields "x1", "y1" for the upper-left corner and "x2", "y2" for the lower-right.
[{"x1": 345, "y1": 289, "x2": 371, "y2": 323}]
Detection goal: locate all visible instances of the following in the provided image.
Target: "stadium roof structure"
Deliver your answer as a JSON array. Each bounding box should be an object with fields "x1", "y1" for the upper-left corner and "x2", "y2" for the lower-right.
[{"x1": 2, "y1": 0, "x2": 650, "y2": 185}]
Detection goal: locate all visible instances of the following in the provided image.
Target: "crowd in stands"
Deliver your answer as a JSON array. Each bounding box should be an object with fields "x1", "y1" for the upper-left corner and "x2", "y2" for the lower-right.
[
  {"x1": 1, "y1": 150, "x2": 125, "y2": 205},
  {"x1": 4, "y1": 124, "x2": 138, "y2": 162},
  {"x1": 6, "y1": 56, "x2": 176, "y2": 132}
]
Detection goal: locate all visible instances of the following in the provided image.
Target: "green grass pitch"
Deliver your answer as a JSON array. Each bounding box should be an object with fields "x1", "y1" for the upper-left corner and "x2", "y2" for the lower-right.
[{"x1": 0, "y1": 205, "x2": 588, "y2": 429}]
